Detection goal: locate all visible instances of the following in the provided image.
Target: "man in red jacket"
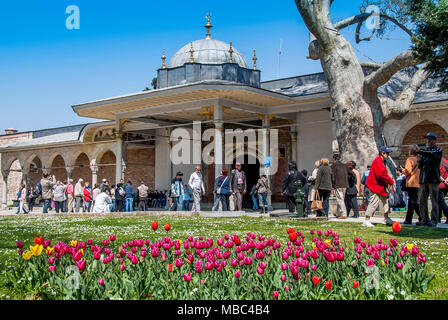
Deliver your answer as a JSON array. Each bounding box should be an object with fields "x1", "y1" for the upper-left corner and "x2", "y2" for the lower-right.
[
  {"x1": 363, "y1": 146, "x2": 395, "y2": 227},
  {"x1": 439, "y1": 157, "x2": 448, "y2": 224}
]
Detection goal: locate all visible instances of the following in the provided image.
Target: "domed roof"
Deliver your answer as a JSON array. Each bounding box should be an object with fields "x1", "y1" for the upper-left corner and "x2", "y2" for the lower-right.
[
  {"x1": 167, "y1": 16, "x2": 248, "y2": 69},
  {"x1": 168, "y1": 39, "x2": 248, "y2": 69}
]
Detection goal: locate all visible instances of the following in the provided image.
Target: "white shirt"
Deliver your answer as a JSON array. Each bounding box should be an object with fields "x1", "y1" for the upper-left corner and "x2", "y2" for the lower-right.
[
  {"x1": 188, "y1": 172, "x2": 205, "y2": 192},
  {"x1": 93, "y1": 192, "x2": 112, "y2": 213}
]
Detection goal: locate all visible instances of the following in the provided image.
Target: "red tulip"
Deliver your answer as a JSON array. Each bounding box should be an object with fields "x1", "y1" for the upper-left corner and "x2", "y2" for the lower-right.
[
  {"x1": 164, "y1": 224, "x2": 171, "y2": 232},
  {"x1": 289, "y1": 232, "x2": 297, "y2": 242},
  {"x1": 168, "y1": 264, "x2": 173, "y2": 272},
  {"x1": 392, "y1": 222, "x2": 401, "y2": 233},
  {"x1": 312, "y1": 275, "x2": 321, "y2": 285},
  {"x1": 353, "y1": 280, "x2": 360, "y2": 289},
  {"x1": 152, "y1": 222, "x2": 158, "y2": 231},
  {"x1": 34, "y1": 236, "x2": 44, "y2": 245},
  {"x1": 325, "y1": 280, "x2": 332, "y2": 290}
]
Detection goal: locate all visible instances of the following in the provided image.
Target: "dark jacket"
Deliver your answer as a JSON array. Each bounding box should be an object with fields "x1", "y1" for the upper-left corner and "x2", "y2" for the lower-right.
[
  {"x1": 315, "y1": 165, "x2": 333, "y2": 191},
  {"x1": 115, "y1": 183, "x2": 124, "y2": 200},
  {"x1": 331, "y1": 161, "x2": 350, "y2": 188},
  {"x1": 418, "y1": 145, "x2": 443, "y2": 184},
  {"x1": 282, "y1": 170, "x2": 306, "y2": 196},
  {"x1": 229, "y1": 169, "x2": 247, "y2": 192},
  {"x1": 346, "y1": 173, "x2": 358, "y2": 196}
]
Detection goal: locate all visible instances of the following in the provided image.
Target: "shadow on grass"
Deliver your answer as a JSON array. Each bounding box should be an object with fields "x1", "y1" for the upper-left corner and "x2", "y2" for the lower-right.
[{"x1": 379, "y1": 225, "x2": 448, "y2": 240}]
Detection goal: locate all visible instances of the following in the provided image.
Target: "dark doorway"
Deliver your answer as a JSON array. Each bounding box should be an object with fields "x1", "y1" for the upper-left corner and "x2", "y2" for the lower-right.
[{"x1": 232, "y1": 154, "x2": 260, "y2": 209}]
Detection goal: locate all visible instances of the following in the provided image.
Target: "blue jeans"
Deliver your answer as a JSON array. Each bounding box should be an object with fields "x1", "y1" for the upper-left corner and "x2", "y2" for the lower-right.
[
  {"x1": 84, "y1": 201, "x2": 92, "y2": 213},
  {"x1": 170, "y1": 197, "x2": 182, "y2": 211},
  {"x1": 43, "y1": 199, "x2": 52, "y2": 214},
  {"x1": 111, "y1": 199, "x2": 116, "y2": 212},
  {"x1": 182, "y1": 200, "x2": 190, "y2": 210},
  {"x1": 251, "y1": 194, "x2": 259, "y2": 210},
  {"x1": 257, "y1": 192, "x2": 268, "y2": 207},
  {"x1": 213, "y1": 194, "x2": 229, "y2": 211},
  {"x1": 125, "y1": 198, "x2": 133, "y2": 212}
]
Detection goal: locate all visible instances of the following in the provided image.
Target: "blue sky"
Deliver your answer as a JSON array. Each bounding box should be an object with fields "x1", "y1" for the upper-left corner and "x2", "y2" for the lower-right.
[{"x1": 0, "y1": 0, "x2": 412, "y2": 132}]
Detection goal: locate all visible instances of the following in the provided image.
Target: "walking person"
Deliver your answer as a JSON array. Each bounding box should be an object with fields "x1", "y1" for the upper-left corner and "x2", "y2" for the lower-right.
[
  {"x1": 74, "y1": 178, "x2": 84, "y2": 213},
  {"x1": 281, "y1": 161, "x2": 306, "y2": 213},
  {"x1": 249, "y1": 184, "x2": 259, "y2": 211},
  {"x1": 301, "y1": 169, "x2": 311, "y2": 216},
  {"x1": 115, "y1": 180, "x2": 125, "y2": 212},
  {"x1": 27, "y1": 187, "x2": 38, "y2": 213},
  {"x1": 308, "y1": 160, "x2": 321, "y2": 212},
  {"x1": 188, "y1": 166, "x2": 205, "y2": 212},
  {"x1": 255, "y1": 173, "x2": 269, "y2": 214},
  {"x1": 65, "y1": 179, "x2": 74, "y2": 213},
  {"x1": 417, "y1": 132, "x2": 443, "y2": 227},
  {"x1": 331, "y1": 154, "x2": 350, "y2": 219},
  {"x1": 182, "y1": 185, "x2": 191, "y2": 211},
  {"x1": 83, "y1": 182, "x2": 93, "y2": 213},
  {"x1": 439, "y1": 157, "x2": 448, "y2": 224},
  {"x1": 314, "y1": 158, "x2": 333, "y2": 217},
  {"x1": 53, "y1": 181, "x2": 66, "y2": 213},
  {"x1": 170, "y1": 172, "x2": 184, "y2": 211},
  {"x1": 17, "y1": 184, "x2": 28, "y2": 214},
  {"x1": 345, "y1": 162, "x2": 359, "y2": 218},
  {"x1": 124, "y1": 181, "x2": 135, "y2": 212},
  {"x1": 363, "y1": 147, "x2": 395, "y2": 227},
  {"x1": 41, "y1": 173, "x2": 56, "y2": 214},
  {"x1": 402, "y1": 145, "x2": 421, "y2": 224},
  {"x1": 212, "y1": 168, "x2": 230, "y2": 212},
  {"x1": 230, "y1": 163, "x2": 247, "y2": 211},
  {"x1": 138, "y1": 181, "x2": 149, "y2": 211}
]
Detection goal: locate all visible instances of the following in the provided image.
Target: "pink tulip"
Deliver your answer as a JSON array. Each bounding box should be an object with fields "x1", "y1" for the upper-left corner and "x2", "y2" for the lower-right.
[
  {"x1": 260, "y1": 262, "x2": 267, "y2": 270},
  {"x1": 175, "y1": 258, "x2": 183, "y2": 268},
  {"x1": 183, "y1": 273, "x2": 192, "y2": 282},
  {"x1": 103, "y1": 239, "x2": 109, "y2": 246},
  {"x1": 76, "y1": 260, "x2": 86, "y2": 271},
  {"x1": 257, "y1": 267, "x2": 264, "y2": 275},
  {"x1": 119, "y1": 264, "x2": 125, "y2": 271},
  {"x1": 98, "y1": 278, "x2": 104, "y2": 285},
  {"x1": 243, "y1": 256, "x2": 252, "y2": 266},
  {"x1": 272, "y1": 291, "x2": 279, "y2": 299},
  {"x1": 110, "y1": 234, "x2": 116, "y2": 241},
  {"x1": 281, "y1": 274, "x2": 286, "y2": 282},
  {"x1": 396, "y1": 262, "x2": 403, "y2": 270},
  {"x1": 48, "y1": 257, "x2": 55, "y2": 264},
  {"x1": 285, "y1": 285, "x2": 290, "y2": 291},
  {"x1": 131, "y1": 255, "x2": 138, "y2": 264},
  {"x1": 281, "y1": 262, "x2": 287, "y2": 270},
  {"x1": 87, "y1": 239, "x2": 92, "y2": 245},
  {"x1": 235, "y1": 270, "x2": 241, "y2": 278},
  {"x1": 48, "y1": 265, "x2": 55, "y2": 272}
]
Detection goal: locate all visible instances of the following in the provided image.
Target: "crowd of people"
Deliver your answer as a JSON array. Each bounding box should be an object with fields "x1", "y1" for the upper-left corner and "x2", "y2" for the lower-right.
[
  {"x1": 13, "y1": 132, "x2": 447, "y2": 224},
  {"x1": 286, "y1": 132, "x2": 446, "y2": 227}
]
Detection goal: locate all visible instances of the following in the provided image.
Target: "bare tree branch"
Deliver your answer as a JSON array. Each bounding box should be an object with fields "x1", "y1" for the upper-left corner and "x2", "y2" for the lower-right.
[
  {"x1": 335, "y1": 12, "x2": 413, "y2": 37},
  {"x1": 360, "y1": 61, "x2": 383, "y2": 69},
  {"x1": 380, "y1": 63, "x2": 432, "y2": 120},
  {"x1": 364, "y1": 50, "x2": 424, "y2": 91},
  {"x1": 355, "y1": 20, "x2": 376, "y2": 43}
]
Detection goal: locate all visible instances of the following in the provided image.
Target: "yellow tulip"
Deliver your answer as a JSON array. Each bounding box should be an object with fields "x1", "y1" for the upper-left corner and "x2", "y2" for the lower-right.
[
  {"x1": 312, "y1": 242, "x2": 317, "y2": 250},
  {"x1": 407, "y1": 243, "x2": 414, "y2": 251},
  {"x1": 22, "y1": 251, "x2": 32, "y2": 260},
  {"x1": 381, "y1": 260, "x2": 386, "y2": 266},
  {"x1": 70, "y1": 240, "x2": 78, "y2": 248},
  {"x1": 324, "y1": 239, "x2": 332, "y2": 246},
  {"x1": 30, "y1": 244, "x2": 43, "y2": 257},
  {"x1": 46, "y1": 246, "x2": 54, "y2": 256},
  {"x1": 179, "y1": 240, "x2": 183, "y2": 245},
  {"x1": 79, "y1": 248, "x2": 84, "y2": 256}
]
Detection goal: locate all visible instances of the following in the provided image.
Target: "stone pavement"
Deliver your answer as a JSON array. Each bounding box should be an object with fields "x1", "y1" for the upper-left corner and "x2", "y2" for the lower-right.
[{"x1": 1, "y1": 207, "x2": 447, "y2": 229}]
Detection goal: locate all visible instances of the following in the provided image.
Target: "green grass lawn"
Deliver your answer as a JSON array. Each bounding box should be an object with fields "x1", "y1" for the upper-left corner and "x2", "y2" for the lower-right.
[{"x1": 0, "y1": 215, "x2": 447, "y2": 300}]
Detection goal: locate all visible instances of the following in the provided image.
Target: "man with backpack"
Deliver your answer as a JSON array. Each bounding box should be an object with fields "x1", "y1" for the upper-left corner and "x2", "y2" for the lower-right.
[{"x1": 281, "y1": 161, "x2": 306, "y2": 213}]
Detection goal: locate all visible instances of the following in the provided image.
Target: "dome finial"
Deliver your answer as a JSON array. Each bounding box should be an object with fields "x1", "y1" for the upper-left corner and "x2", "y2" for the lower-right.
[
  {"x1": 205, "y1": 13, "x2": 213, "y2": 39},
  {"x1": 253, "y1": 49, "x2": 257, "y2": 70},
  {"x1": 229, "y1": 42, "x2": 234, "y2": 63},
  {"x1": 161, "y1": 48, "x2": 166, "y2": 69},
  {"x1": 189, "y1": 42, "x2": 195, "y2": 63}
]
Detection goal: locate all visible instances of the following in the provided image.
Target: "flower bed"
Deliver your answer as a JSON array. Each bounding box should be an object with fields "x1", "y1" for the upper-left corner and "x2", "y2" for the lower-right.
[{"x1": 7, "y1": 223, "x2": 433, "y2": 300}]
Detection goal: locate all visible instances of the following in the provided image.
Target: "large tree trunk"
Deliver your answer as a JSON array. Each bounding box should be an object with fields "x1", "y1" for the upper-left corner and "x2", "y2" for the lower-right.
[{"x1": 295, "y1": 0, "x2": 430, "y2": 170}]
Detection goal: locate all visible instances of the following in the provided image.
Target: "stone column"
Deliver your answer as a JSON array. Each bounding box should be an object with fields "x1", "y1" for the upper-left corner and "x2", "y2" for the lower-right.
[
  {"x1": 1, "y1": 171, "x2": 8, "y2": 209},
  {"x1": 66, "y1": 166, "x2": 74, "y2": 181},
  {"x1": 155, "y1": 128, "x2": 171, "y2": 191},
  {"x1": 115, "y1": 133, "x2": 124, "y2": 184},
  {"x1": 214, "y1": 103, "x2": 223, "y2": 178},
  {"x1": 290, "y1": 121, "x2": 298, "y2": 163},
  {"x1": 91, "y1": 165, "x2": 98, "y2": 187},
  {"x1": 263, "y1": 115, "x2": 273, "y2": 210}
]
